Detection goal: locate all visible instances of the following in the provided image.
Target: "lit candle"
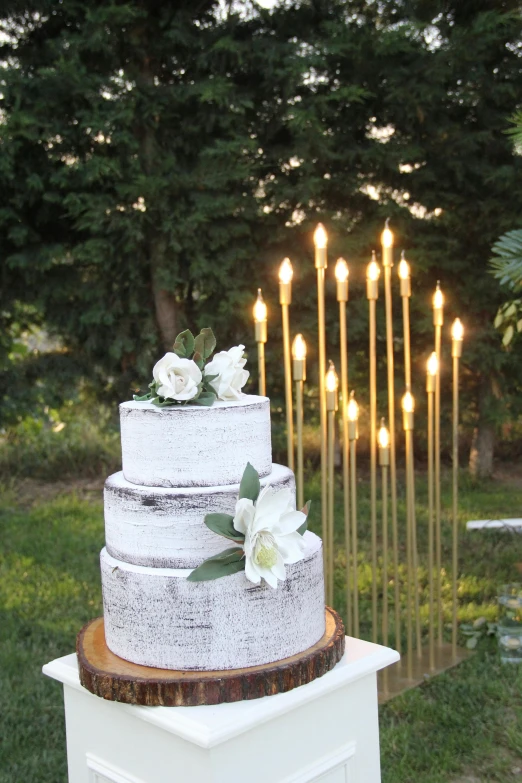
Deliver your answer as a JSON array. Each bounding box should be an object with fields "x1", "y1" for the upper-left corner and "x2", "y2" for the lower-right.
[
  {"x1": 336, "y1": 255, "x2": 351, "y2": 635},
  {"x1": 279, "y1": 258, "x2": 294, "y2": 471},
  {"x1": 253, "y1": 288, "x2": 267, "y2": 396},
  {"x1": 426, "y1": 350, "x2": 438, "y2": 671},
  {"x1": 325, "y1": 361, "x2": 338, "y2": 607},
  {"x1": 292, "y1": 334, "x2": 306, "y2": 510},
  {"x1": 314, "y1": 223, "x2": 328, "y2": 587},
  {"x1": 381, "y1": 220, "x2": 400, "y2": 656},
  {"x1": 378, "y1": 417, "x2": 390, "y2": 692},
  {"x1": 367, "y1": 252, "x2": 380, "y2": 643},
  {"x1": 433, "y1": 281, "x2": 444, "y2": 646},
  {"x1": 398, "y1": 252, "x2": 411, "y2": 297},
  {"x1": 451, "y1": 317, "x2": 464, "y2": 659},
  {"x1": 347, "y1": 390, "x2": 359, "y2": 637},
  {"x1": 401, "y1": 388, "x2": 415, "y2": 678}
]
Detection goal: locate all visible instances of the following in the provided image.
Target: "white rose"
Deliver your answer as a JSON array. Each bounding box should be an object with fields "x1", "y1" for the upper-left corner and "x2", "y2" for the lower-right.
[
  {"x1": 204, "y1": 344, "x2": 249, "y2": 401},
  {"x1": 152, "y1": 352, "x2": 202, "y2": 402},
  {"x1": 233, "y1": 485, "x2": 306, "y2": 589}
]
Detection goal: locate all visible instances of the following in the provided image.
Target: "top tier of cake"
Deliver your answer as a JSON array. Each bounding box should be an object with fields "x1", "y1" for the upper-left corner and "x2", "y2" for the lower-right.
[{"x1": 120, "y1": 394, "x2": 271, "y2": 487}]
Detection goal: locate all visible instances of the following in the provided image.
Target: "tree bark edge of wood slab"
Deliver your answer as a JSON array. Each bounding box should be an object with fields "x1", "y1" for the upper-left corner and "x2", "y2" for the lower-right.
[{"x1": 76, "y1": 608, "x2": 345, "y2": 707}]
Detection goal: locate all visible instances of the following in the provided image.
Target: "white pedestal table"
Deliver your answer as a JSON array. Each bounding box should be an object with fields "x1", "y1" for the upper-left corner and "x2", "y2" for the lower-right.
[{"x1": 43, "y1": 636, "x2": 398, "y2": 783}]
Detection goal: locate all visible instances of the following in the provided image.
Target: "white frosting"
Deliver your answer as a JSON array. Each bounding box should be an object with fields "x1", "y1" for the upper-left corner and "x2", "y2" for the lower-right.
[
  {"x1": 104, "y1": 464, "x2": 295, "y2": 568},
  {"x1": 100, "y1": 532, "x2": 325, "y2": 671},
  {"x1": 120, "y1": 395, "x2": 271, "y2": 488}
]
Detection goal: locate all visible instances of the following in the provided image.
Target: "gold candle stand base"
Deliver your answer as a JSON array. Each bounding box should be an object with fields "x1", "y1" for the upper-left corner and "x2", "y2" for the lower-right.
[{"x1": 378, "y1": 643, "x2": 471, "y2": 703}]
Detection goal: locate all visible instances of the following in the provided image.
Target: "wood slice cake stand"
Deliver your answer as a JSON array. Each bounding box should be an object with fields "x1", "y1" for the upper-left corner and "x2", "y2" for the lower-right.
[{"x1": 77, "y1": 607, "x2": 345, "y2": 707}]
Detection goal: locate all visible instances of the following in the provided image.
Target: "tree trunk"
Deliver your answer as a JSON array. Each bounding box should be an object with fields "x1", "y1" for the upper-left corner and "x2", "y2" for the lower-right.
[
  {"x1": 469, "y1": 376, "x2": 497, "y2": 478},
  {"x1": 151, "y1": 244, "x2": 178, "y2": 350}
]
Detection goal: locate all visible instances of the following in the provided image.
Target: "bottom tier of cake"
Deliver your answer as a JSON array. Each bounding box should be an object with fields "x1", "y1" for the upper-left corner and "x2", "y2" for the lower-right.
[{"x1": 101, "y1": 531, "x2": 325, "y2": 671}]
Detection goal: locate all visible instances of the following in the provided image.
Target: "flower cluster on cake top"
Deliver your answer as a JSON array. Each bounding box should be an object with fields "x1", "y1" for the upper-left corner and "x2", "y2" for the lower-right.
[
  {"x1": 188, "y1": 463, "x2": 310, "y2": 588},
  {"x1": 134, "y1": 327, "x2": 249, "y2": 407}
]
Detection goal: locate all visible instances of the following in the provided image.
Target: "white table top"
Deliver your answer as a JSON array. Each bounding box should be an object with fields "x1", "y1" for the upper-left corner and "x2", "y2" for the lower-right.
[{"x1": 43, "y1": 636, "x2": 399, "y2": 749}]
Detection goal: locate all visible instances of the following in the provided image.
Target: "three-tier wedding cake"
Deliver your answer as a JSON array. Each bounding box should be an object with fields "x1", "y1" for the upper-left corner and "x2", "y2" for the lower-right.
[{"x1": 98, "y1": 328, "x2": 329, "y2": 675}]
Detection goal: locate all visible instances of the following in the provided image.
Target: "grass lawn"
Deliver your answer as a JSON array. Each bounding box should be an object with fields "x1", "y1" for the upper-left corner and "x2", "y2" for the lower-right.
[{"x1": 1, "y1": 470, "x2": 522, "y2": 782}]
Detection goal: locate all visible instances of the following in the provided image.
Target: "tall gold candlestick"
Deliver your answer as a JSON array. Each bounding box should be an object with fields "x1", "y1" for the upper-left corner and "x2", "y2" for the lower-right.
[
  {"x1": 292, "y1": 334, "x2": 307, "y2": 510},
  {"x1": 427, "y1": 352, "x2": 438, "y2": 671},
  {"x1": 279, "y1": 258, "x2": 295, "y2": 471},
  {"x1": 381, "y1": 221, "x2": 401, "y2": 655},
  {"x1": 347, "y1": 391, "x2": 360, "y2": 637},
  {"x1": 253, "y1": 289, "x2": 267, "y2": 396},
  {"x1": 452, "y1": 318, "x2": 463, "y2": 658},
  {"x1": 326, "y1": 361, "x2": 339, "y2": 608},
  {"x1": 379, "y1": 419, "x2": 390, "y2": 692},
  {"x1": 335, "y1": 258, "x2": 352, "y2": 634},
  {"x1": 433, "y1": 282, "x2": 444, "y2": 644},
  {"x1": 367, "y1": 254, "x2": 380, "y2": 643},
  {"x1": 314, "y1": 224, "x2": 328, "y2": 583},
  {"x1": 402, "y1": 390, "x2": 415, "y2": 679}
]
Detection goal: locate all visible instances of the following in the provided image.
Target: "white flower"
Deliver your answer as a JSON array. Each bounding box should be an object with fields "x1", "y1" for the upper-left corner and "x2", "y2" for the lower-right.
[
  {"x1": 233, "y1": 485, "x2": 306, "y2": 588},
  {"x1": 152, "y1": 352, "x2": 202, "y2": 402},
  {"x1": 204, "y1": 345, "x2": 249, "y2": 401}
]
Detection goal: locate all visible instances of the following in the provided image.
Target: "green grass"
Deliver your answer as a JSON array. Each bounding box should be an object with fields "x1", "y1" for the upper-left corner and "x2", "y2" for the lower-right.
[{"x1": 1, "y1": 471, "x2": 522, "y2": 782}]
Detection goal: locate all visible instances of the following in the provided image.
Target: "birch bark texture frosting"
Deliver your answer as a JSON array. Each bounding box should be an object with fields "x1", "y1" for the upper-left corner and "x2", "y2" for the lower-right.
[
  {"x1": 104, "y1": 464, "x2": 295, "y2": 568},
  {"x1": 100, "y1": 532, "x2": 325, "y2": 671},
  {"x1": 120, "y1": 395, "x2": 271, "y2": 487}
]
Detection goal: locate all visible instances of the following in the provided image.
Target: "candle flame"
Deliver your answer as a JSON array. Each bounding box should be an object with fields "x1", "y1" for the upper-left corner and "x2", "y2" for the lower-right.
[
  {"x1": 398, "y1": 255, "x2": 410, "y2": 280},
  {"x1": 367, "y1": 257, "x2": 380, "y2": 282},
  {"x1": 279, "y1": 257, "x2": 293, "y2": 284},
  {"x1": 314, "y1": 223, "x2": 328, "y2": 249},
  {"x1": 292, "y1": 333, "x2": 307, "y2": 361},
  {"x1": 335, "y1": 257, "x2": 349, "y2": 283},
  {"x1": 378, "y1": 420, "x2": 390, "y2": 449},
  {"x1": 402, "y1": 390, "x2": 415, "y2": 414},
  {"x1": 253, "y1": 289, "x2": 267, "y2": 323},
  {"x1": 427, "y1": 351, "x2": 439, "y2": 377},
  {"x1": 325, "y1": 360, "x2": 338, "y2": 392},
  {"x1": 433, "y1": 282, "x2": 444, "y2": 310},
  {"x1": 347, "y1": 390, "x2": 359, "y2": 422},
  {"x1": 452, "y1": 318, "x2": 464, "y2": 342},
  {"x1": 381, "y1": 223, "x2": 394, "y2": 248}
]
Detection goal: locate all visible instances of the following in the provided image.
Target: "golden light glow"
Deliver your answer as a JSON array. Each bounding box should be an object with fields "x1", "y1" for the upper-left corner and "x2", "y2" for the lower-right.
[
  {"x1": 253, "y1": 289, "x2": 267, "y2": 323},
  {"x1": 402, "y1": 390, "x2": 415, "y2": 414},
  {"x1": 378, "y1": 422, "x2": 390, "y2": 449},
  {"x1": 314, "y1": 223, "x2": 328, "y2": 249},
  {"x1": 279, "y1": 257, "x2": 293, "y2": 284},
  {"x1": 381, "y1": 226, "x2": 394, "y2": 249},
  {"x1": 433, "y1": 283, "x2": 444, "y2": 310},
  {"x1": 427, "y1": 351, "x2": 439, "y2": 377},
  {"x1": 335, "y1": 257, "x2": 349, "y2": 283},
  {"x1": 398, "y1": 257, "x2": 410, "y2": 280},
  {"x1": 367, "y1": 259, "x2": 381, "y2": 281},
  {"x1": 325, "y1": 361, "x2": 339, "y2": 393},
  {"x1": 347, "y1": 392, "x2": 359, "y2": 422},
  {"x1": 292, "y1": 333, "x2": 307, "y2": 361},
  {"x1": 452, "y1": 318, "x2": 464, "y2": 342}
]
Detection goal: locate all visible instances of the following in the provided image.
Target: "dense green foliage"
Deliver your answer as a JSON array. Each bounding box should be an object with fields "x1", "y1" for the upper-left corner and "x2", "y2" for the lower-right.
[
  {"x1": 2, "y1": 474, "x2": 522, "y2": 781},
  {"x1": 2, "y1": 0, "x2": 522, "y2": 463}
]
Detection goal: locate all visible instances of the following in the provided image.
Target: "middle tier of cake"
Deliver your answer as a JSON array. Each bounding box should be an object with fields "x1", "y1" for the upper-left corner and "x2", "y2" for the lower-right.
[{"x1": 104, "y1": 463, "x2": 294, "y2": 568}]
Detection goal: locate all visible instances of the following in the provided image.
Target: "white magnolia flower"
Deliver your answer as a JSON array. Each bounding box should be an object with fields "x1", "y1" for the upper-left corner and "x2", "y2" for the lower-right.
[
  {"x1": 152, "y1": 352, "x2": 202, "y2": 402},
  {"x1": 204, "y1": 345, "x2": 249, "y2": 401},
  {"x1": 233, "y1": 485, "x2": 306, "y2": 588}
]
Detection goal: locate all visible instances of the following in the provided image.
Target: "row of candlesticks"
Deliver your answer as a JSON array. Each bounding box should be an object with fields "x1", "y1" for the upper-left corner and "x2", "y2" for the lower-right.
[{"x1": 252, "y1": 221, "x2": 465, "y2": 684}]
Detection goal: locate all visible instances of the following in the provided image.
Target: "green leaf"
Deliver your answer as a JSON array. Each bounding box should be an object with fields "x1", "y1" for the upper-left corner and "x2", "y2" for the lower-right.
[
  {"x1": 187, "y1": 547, "x2": 245, "y2": 582},
  {"x1": 194, "y1": 327, "x2": 216, "y2": 360},
  {"x1": 204, "y1": 512, "x2": 244, "y2": 542},
  {"x1": 173, "y1": 329, "x2": 195, "y2": 358},
  {"x1": 466, "y1": 636, "x2": 478, "y2": 650},
  {"x1": 517, "y1": 319, "x2": 522, "y2": 333},
  {"x1": 191, "y1": 391, "x2": 217, "y2": 406},
  {"x1": 193, "y1": 351, "x2": 204, "y2": 370},
  {"x1": 503, "y1": 324, "x2": 514, "y2": 346},
  {"x1": 133, "y1": 393, "x2": 152, "y2": 402},
  {"x1": 239, "y1": 462, "x2": 260, "y2": 502},
  {"x1": 297, "y1": 500, "x2": 311, "y2": 535}
]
